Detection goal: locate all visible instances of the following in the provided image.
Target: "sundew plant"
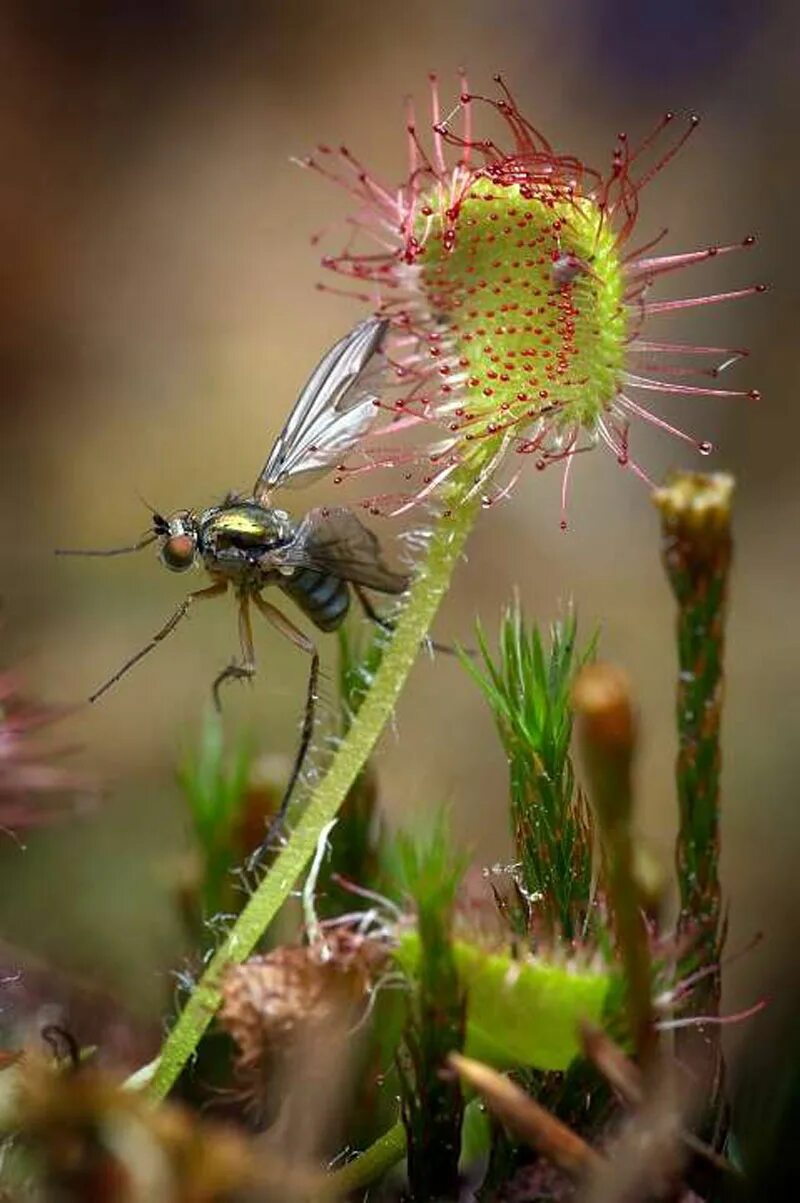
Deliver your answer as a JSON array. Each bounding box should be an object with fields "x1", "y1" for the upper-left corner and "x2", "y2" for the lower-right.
[
  {"x1": 307, "y1": 74, "x2": 760, "y2": 511},
  {"x1": 0, "y1": 74, "x2": 773, "y2": 1203},
  {"x1": 142, "y1": 75, "x2": 761, "y2": 1099}
]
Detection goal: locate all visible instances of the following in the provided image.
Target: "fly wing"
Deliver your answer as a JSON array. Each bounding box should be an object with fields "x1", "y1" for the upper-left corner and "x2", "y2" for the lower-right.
[
  {"x1": 268, "y1": 507, "x2": 410, "y2": 594},
  {"x1": 254, "y1": 317, "x2": 389, "y2": 501}
]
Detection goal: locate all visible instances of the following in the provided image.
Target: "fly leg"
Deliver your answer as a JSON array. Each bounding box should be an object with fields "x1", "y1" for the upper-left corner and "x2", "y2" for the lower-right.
[
  {"x1": 248, "y1": 594, "x2": 320, "y2": 863},
  {"x1": 352, "y1": 583, "x2": 473, "y2": 659},
  {"x1": 212, "y1": 593, "x2": 256, "y2": 711},
  {"x1": 89, "y1": 580, "x2": 228, "y2": 703}
]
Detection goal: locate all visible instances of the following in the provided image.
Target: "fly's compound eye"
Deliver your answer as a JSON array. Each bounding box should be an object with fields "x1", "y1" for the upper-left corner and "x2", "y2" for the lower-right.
[{"x1": 161, "y1": 533, "x2": 196, "y2": 572}]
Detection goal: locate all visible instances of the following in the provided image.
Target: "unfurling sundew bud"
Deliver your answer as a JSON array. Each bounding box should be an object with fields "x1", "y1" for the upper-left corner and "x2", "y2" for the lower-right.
[
  {"x1": 572, "y1": 664, "x2": 657, "y2": 1065},
  {"x1": 652, "y1": 470, "x2": 735, "y2": 560},
  {"x1": 573, "y1": 662, "x2": 636, "y2": 830},
  {"x1": 305, "y1": 74, "x2": 761, "y2": 520}
]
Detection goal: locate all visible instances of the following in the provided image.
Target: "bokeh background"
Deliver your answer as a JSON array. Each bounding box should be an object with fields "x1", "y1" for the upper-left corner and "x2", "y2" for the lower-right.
[{"x1": 0, "y1": 0, "x2": 796, "y2": 1077}]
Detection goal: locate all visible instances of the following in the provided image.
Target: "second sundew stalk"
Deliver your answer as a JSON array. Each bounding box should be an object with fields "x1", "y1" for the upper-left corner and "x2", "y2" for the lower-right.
[
  {"x1": 653, "y1": 472, "x2": 734, "y2": 1109},
  {"x1": 147, "y1": 484, "x2": 482, "y2": 1102}
]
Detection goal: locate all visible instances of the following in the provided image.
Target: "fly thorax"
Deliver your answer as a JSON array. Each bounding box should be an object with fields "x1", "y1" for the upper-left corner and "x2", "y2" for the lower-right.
[{"x1": 197, "y1": 502, "x2": 295, "y2": 579}]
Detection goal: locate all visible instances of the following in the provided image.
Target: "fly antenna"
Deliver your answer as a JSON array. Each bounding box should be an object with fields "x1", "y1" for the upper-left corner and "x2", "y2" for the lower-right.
[
  {"x1": 55, "y1": 531, "x2": 160, "y2": 558},
  {"x1": 135, "y1": 490, "x2": 162, "y2": 518}
]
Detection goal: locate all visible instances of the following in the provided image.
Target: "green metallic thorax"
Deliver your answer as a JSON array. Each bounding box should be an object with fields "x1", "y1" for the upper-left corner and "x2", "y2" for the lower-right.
[
  {"x1": 200, "y1": 501, "x2": 294, "y2": 546},
  {"x1": 196, "y1": 501, "x2": 295, "y2": 586},
  {"x1": 195, "y1": 499, "x2": 350, "y2": 631}
]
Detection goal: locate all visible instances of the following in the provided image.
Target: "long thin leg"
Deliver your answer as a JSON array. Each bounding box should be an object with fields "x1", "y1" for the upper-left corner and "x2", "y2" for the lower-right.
[
  {"x1": 352, "y1": 583, "x2": 472, "y2": 658},
  {"x1": 352, "y1": 583, "x2": 393, "y2": 633},
  {"x1": 249, "y1": 594, "x2": 320, "y2": 861},
  {"x1": 89, "y1": 580, "x2": 228, "y2": 703},
  {"x1": 212, "y1": 593, "x2": 257, "y2": 711}
]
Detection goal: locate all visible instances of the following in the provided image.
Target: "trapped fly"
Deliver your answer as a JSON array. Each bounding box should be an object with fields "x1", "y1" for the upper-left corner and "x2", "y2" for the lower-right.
[{"x1": 57, "y1": 317, "x2": 409, "y2": 822}]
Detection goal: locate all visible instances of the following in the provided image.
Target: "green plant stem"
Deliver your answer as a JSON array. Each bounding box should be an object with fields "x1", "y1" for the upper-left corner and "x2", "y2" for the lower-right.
[
  {"x1": 653, "y1": 472, "x2": 734, "y2": 1112},
  {"x1": 317, "y1": 1121, "x2": 407, "y2": 1199},
  {"x1": 653, "y1": 474, "x2": 733, "y2": 950},
  {"x1": 398, "y1": 816, "x2": 466, "y2": 1201},
  {"x1": 602, "y1": 821, "x2": 657, "y2": 1068},
  {"x1": 146, "y1": 498, "x2": 478, "y2": 1102}
]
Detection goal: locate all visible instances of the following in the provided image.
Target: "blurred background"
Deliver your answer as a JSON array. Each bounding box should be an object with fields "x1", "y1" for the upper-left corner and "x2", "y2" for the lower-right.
[{"x1": 0, "y1": 0, "x2": 796, "y2": 1079}]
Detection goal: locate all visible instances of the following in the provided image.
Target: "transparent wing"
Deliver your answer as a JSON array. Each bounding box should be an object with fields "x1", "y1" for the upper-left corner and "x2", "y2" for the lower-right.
[
  {"x1": 268, "y1": 507, "x2": 410, "y2": 594},
  {"x1": 254, "y1": 317, "x2": 389, "y2": 501}
]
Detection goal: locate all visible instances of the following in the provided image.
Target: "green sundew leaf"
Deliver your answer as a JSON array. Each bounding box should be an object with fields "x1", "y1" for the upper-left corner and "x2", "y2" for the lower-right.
[{"x1": 396, "y1": 931, "x2": 610, "y2": 1072}]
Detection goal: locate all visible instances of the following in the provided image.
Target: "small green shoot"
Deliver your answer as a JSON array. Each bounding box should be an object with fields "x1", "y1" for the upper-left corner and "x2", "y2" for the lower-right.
[
  {"x1": 462, "y1": 604, "x2": 596, "y2": 938},
  {"x1": 177, "y1": 709, "x2": 254, "y2": 924},
  {"x1": 396, "y1": 813, "x2": 467, "y2": 1201}
]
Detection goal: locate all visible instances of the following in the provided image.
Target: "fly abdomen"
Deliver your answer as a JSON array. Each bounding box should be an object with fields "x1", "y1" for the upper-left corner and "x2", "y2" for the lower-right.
[{"x1": 281, "y1": 568, "x2": 350, "y2": 632}]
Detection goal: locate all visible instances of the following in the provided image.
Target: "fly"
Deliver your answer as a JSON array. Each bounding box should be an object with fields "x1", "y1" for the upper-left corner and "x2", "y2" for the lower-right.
[{"x1": 57, "y1": 317, "x2": 409, "y2": 828}]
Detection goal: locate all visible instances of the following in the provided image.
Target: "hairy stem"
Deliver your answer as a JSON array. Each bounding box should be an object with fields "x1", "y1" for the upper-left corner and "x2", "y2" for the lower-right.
[
  {"x1": 146, "y1": 499, "x2": 478, "y2": 1101},
  {"x1": 318, "y1": 1121, "x2": 407, "y2": 1199},
  {"x1": 653, "y1": 472, "x2": 734, "y2": 1109},
  {"x1": 653, "y1": 473, "x2": 733, "y2": 948}
]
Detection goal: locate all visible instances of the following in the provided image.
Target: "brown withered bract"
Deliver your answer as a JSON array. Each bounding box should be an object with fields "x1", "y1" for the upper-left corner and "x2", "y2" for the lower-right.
[
  {"x1": 219, "y1": 927, "x2": 387, "y2": 1091},
  {"x1": 7, "y1": 1051, "x2": 256, "y2": 1202}
]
